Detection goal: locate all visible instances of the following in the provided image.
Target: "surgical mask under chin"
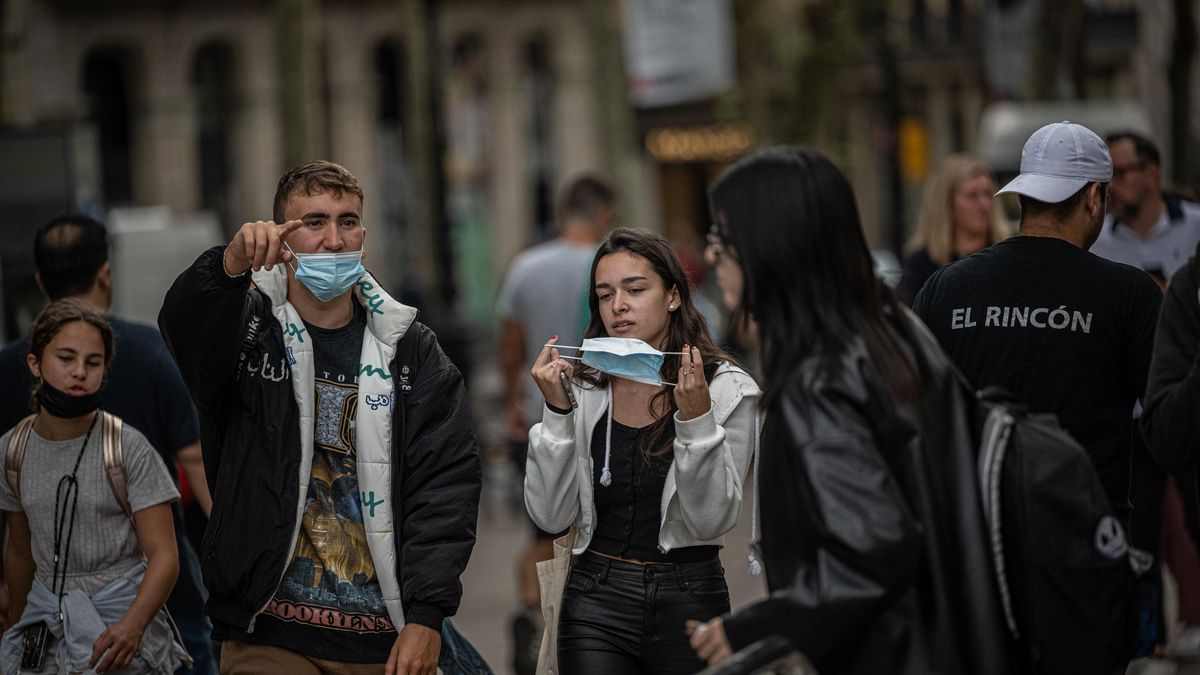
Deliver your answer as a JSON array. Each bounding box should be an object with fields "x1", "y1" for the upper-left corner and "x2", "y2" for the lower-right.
[
  {"x1": 37, "y1": 381, "x2": 102, "y2": 418},
  {"x1": 558, "y1": 337, "x2": 683, "y2": 387},
  {"x1": 285, "y1": 244, "x2": 365, "y2": 302}
]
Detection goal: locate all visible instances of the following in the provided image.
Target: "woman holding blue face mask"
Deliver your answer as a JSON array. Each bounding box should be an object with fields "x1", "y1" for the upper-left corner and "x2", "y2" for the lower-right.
[{"x1": 524, "y1": 227, "x2": 761, "y2": 675}]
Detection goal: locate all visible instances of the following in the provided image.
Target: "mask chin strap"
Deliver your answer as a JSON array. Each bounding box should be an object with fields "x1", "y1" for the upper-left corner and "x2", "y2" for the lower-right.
[{"x1": 601, "y1": 386, "x2": 613, "y2": 487}]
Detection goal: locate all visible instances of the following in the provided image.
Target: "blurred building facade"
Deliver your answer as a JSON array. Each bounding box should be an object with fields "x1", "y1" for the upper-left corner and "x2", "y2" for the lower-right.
[{"x1": 0, "y1": 0, "x2": 1196, "y2": 338}]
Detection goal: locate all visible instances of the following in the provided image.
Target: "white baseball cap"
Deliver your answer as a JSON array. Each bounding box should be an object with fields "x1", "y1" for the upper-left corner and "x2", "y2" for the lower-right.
[{"x1": 996, "y1": 121, "x2": 1113, "y2": 203}]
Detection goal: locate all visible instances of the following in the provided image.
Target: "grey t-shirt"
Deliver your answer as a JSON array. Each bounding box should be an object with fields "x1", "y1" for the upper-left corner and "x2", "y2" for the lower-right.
[
  {"x1": 496, "y1": 239, "x2": 596, "y2": 426},
  {"x1": 0, "y1": 422, "x2": 179, "y2": 595}
]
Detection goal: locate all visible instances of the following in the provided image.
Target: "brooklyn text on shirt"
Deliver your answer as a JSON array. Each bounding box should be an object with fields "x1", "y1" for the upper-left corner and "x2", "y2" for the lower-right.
[
  {"x1": 950, "y1": 305, "x2": 1094, "y2": 334},
  {"x1": 264, "y1": 599, "x2": 395, "y2": 633}
]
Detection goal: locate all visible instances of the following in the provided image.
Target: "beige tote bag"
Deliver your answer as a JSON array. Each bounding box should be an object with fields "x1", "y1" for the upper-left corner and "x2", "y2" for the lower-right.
[{"x1": 534, "y1": 528, "x2": 578, "y2": 675}]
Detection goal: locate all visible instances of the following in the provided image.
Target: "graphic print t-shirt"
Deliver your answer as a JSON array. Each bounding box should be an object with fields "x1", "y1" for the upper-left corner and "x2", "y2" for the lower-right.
[
  {"x1": 913, "y1": 236, "x2": 1161, "y2": 513},
  {"x1": 250, "y1": 303, "x2": 398, "y2": 661}
]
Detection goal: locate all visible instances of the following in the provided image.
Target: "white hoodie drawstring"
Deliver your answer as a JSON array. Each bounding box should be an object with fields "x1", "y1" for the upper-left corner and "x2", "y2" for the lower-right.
[
  {"x1": 748, "y1": 408, "x2": 762, "y2": 576},
  {"x1": 600, "y1": 386, "x2": 613, "y2": 487}
]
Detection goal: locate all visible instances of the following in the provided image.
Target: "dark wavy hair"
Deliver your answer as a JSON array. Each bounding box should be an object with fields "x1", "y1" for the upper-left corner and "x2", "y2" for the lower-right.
[
  {"x1": 576, "y1": 228, "x2": 736, "y2": 466},
  {"x1": 708, "y1": 146, "x2": 922, "y2": 409}
]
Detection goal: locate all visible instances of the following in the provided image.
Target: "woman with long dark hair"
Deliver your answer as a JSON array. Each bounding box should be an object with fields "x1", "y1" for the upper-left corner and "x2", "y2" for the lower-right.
[
  {"x1": 688, "y1": 146, "x2": 1011, "y2": 674},
  {"x1": 524, "y1": 227, "x2": 760, "y2": 674}
]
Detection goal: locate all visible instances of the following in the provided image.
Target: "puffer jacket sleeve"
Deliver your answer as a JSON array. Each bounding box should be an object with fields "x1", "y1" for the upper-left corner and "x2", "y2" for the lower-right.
[
  {"x1": 157, "y1": 245, "x2": 253, "y2": 414},
  {"x1": 1141, "y1": 258, "x2": 1200, "y2": 473},
  {"x1": 721, "y1": 392, "x2": 923, "y2": 669},
  {"x1": 524, "y1": 404, "x2": 581, "y2": 534},
  {"x1": 395, "y1": 326, "x2": 482, "y2": 630},
  {"x1": 670, "y1": 371, "x2": 760, "y2": 540}
]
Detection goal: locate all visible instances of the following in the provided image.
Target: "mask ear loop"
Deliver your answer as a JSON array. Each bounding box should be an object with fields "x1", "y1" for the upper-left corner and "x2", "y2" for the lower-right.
[{"x1": 282, "y1": 242, "x2": 299, "y2": 274}]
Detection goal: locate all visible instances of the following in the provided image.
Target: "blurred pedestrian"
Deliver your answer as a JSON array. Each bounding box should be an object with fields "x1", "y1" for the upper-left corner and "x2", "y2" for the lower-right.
[
  {"x1": 158, "y1": 160, "x2": 481, "y2": 674},
  {"x1": 687, "y1": 146, "x2": 1011, "y2": 674},
  {"x1": 495, "y1": 176, "x2": 614, "y2": 674},
  {"x1": 1091, "y1": 131, "x2": 1200, "y2": 288},
  {"x1": 897, "y1": 154, "x2": 1009, "y2": 304},
  {"x1": 524, "y1": 228, "x2": 760, "y2": 675},
  {"x1": 1, "y1": 299, "x2": 190, "y2": 674},
  {"x1": 0, "y1": 213, "x2": 216, "y2": 674}
]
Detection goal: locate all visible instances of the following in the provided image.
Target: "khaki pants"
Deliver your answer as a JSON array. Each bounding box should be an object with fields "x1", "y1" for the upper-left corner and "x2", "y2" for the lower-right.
[{"x1": 220, "y1": 640, "x2": 386, "y2": 675}]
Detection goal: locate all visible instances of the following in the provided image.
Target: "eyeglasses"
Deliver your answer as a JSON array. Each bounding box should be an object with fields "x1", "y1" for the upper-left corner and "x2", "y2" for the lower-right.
[
  {"x1": 706, "y1": 224, "x2": 736, "y2": 261},
  {"x1": 1112, "y1": 161, "x2": 1145, "y2": 180}
]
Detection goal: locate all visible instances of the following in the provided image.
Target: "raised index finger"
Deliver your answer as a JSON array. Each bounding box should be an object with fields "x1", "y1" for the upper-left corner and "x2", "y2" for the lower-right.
[
  {"x1": 690, "y1": 345, "x2": 704, "y2": 369},
  {"x1": 277, "y1": 218, "x2": 303, "y2": 235}
]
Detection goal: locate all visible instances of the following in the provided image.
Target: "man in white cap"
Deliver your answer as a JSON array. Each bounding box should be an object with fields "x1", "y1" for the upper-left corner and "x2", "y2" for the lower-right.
[{"x1": 913, "y1": 121, "x2": 1162, "y2": 521}]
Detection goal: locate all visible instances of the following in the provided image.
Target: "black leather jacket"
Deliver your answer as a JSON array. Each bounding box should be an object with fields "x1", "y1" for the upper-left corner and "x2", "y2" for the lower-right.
[{"x1": 722, "y1": 312, "x2": 1013, "y2": 675}]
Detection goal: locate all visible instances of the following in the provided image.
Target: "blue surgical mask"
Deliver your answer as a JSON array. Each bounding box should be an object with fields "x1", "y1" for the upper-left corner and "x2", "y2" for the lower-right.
[
  {"x1": 285, "y1": 245, "x2": 365, "y2": 302},
  {"x1": 579, "y1": 337, "x2": 669, "y2": 387}
]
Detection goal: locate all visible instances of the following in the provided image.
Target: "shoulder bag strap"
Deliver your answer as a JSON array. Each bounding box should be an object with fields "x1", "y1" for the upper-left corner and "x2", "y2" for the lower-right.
[{"x1": 5, "y1": 414, "x2": 37, "y2": 502}]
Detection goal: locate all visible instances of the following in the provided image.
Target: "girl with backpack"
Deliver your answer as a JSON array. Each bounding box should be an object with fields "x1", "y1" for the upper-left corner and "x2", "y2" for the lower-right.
[
  {"x1": 524, "y1": 228, "x2": 761, "y2": 675},
  {"x1": 0, "y1": 299, "x2": 189, "y2": 674},
  {"x1": 687, "y1": 147, "x2": 1013, "y2": 674}
]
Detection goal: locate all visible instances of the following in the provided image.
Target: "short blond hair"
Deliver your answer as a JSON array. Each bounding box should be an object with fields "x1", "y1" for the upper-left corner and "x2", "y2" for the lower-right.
[{"x1": 907, "y1": 154, "x2": 1009, "y2": 266}]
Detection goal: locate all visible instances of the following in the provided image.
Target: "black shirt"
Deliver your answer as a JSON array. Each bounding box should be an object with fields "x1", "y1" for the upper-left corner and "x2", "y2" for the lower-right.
[
  {"x1": 588, "y1": 413, "x2": 718, "y2": 563},
  {"x1": 223, "y1": 303, "x2": 398, "y2": 662},
  {"x1": 913, "y1": 236, "x2": 1162, "y2": 511}
]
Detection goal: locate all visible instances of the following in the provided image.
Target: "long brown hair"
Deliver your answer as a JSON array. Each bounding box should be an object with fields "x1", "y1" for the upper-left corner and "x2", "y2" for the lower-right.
[{"x1": 576, "y1": 228, "x2": 736, "y2": 466}]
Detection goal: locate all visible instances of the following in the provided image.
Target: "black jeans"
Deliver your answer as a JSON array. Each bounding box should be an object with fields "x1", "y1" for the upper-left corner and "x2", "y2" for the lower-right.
[{"x1": 558, "y1": 551, "x2": 731, "y2": 675}]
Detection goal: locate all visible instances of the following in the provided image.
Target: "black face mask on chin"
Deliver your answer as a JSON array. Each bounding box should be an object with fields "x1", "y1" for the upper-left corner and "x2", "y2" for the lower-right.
[{"x1": 36, "y1": 381, "x2": 102, "y2": 419}]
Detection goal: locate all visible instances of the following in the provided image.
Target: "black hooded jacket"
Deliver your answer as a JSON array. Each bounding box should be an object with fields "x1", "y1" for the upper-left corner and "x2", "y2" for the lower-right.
[
  {"x1": 722, "y1": 311, "x2": 1013, "y2": 675},
  {"x1": 158, "y1": 246, "x2": 481, "y2": 633}
]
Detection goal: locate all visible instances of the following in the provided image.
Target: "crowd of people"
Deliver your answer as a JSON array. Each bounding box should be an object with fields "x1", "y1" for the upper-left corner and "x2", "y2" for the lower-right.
[{"x1": 0, "y1": 119, "x2": 1196, "y2": 675}]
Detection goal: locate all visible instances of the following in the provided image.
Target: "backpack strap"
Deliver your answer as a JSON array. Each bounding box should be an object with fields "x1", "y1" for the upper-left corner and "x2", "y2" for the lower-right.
[
  {"x1": 100, "y1": 412, "x2": 134, "y2": 523},
  {"x1": 4, "y1": 415, "x2": 37, "y2": 502}
]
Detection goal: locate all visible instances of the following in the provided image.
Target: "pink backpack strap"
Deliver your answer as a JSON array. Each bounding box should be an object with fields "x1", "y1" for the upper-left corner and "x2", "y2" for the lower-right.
[
  {"x1": 4, "y1": 415, "x2": 37, "y2": 502},
  {"x1": 100, "y1": 412, "x2": 133, "y2": 523}
]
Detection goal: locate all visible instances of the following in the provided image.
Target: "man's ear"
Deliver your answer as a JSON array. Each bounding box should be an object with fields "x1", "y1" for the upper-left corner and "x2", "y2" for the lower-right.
[
  {"x1": 95, "y1": 261, "x2": 112, "y2": 294},
  {"x1": 34, "y1": 271, "x2": 46, "y2": 298}
]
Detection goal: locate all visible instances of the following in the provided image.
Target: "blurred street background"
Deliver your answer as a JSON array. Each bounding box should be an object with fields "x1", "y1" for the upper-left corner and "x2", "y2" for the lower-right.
[{"x1": 1, "y1": 0, "x2": 1199, "y2": 672}]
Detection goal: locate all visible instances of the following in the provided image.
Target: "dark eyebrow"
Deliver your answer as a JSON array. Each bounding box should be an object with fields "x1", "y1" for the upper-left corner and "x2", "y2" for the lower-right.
[
  {"x1": 53, "y1": 347, "x2": 78, "y2": 355},
  {"x1": 302, "y1": 211, "x2": 330, "y2": 221},
  {"x1": 338, "y1": 212, "x2": 360, "y2": 221},
  {"x1": 595, "y1": 276, "x2": 648, "y2": 291}
]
